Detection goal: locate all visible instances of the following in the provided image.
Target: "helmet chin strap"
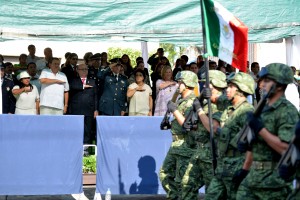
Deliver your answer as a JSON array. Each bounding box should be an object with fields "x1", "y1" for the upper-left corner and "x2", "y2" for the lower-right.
[
  {"x1": 261, "y1": 83, "x2": 278, "y2": 98},
  {"x1": 181, "y1": 87, "x2": 187, "y2": 94},
  {"x1": 229, "y1": 90, "x2": 244, "y2": 102}
]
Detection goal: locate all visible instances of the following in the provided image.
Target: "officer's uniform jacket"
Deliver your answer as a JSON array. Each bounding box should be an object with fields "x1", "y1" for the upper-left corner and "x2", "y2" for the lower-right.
[{"x1": 97, "y1": 68, "x2": 128, "y2": 116}]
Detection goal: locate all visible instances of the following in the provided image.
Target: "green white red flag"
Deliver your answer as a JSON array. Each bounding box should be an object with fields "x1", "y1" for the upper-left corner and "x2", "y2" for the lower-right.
[{"x1": 202, "y1": 0, "x2": 248, "y2": 72}]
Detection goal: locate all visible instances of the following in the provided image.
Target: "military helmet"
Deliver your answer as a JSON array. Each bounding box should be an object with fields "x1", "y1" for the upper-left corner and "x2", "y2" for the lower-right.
[
  {"x1": 227, "y1": 72, "x2": 255, "y2": 95},
  {"x1": 175, "y1": 70, "x2": 198, "y2": 88},
  {"x1": 258, "y1": 63, "x2": 293, "y2": 85},
  {"x1": 208, "y1": 70, "x2": 227, "y2": 88}
]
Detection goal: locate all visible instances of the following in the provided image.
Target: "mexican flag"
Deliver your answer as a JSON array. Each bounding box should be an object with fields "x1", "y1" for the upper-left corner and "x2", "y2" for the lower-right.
[{"x1": 202, "y1": 0, "x2": 248, "y2": 72}]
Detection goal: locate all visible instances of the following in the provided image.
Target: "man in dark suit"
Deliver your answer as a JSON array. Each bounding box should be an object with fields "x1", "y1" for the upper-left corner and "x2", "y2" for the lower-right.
[
  {"x1": 97, "y1": 59, "x2": 128, "y2": 116},
  {"x1": 1, "y1": 66, "x2": 15, "y2": 114},
  {"x1": 147, "y1": 48, "x2": 164, "y2": 72},
  {"x1": 61, "y1": 53, "x2": 78, "y2": 84},
  {"x1": 69, "y1": 64, "x2": 98, "y2": 144}
]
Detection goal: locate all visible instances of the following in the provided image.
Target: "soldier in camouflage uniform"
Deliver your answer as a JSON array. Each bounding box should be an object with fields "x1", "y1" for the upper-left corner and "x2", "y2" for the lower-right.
[
  {"x1": 181, "y1": 70, "x2": 227, "y2": 200},
  {"x1": 194, "y1": 72, "x2": 255, "y2": 200},
  {"x1": 159, "y1": 70, "x2": 198, "y2": 200},
  {"x1": 236, "y1": 63, "x2": 299, "y2": 200},
  {"x1": 278, "y1": 120, "x2": 300, "y2": 200}
]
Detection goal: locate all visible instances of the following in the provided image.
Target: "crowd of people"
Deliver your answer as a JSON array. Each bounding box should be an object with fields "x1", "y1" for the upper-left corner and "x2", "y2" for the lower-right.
[{"x1": 1, "y1": 44, "x2": 300, "y2": 199}]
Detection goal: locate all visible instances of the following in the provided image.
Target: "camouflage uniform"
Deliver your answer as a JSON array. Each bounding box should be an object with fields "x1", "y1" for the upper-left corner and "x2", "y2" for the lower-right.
[
  {"x1": 236, "y1": 63, "x2": 299, "y2": 200},
  {"x1": 181, "y1": 70, "x2": 228, "y2": 200},
  {"x1": 205, "y1": 72, "x2": 255, "y2": 200},
  {"x1": 159, "y1": 71, "x2": 198, "y2": 200}
]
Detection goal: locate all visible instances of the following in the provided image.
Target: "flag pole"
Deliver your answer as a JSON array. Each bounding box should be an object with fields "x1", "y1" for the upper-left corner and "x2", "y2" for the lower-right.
[{"x1": 200, "y1": 0, "x2": 217, "y2": 175}]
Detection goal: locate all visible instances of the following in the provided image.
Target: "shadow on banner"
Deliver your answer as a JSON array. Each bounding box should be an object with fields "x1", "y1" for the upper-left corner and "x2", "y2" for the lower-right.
[
  {"x1": 95, "y1": 116, "x2": 171, "y2": 195},
  {"x1": 128, "y1": 155, "x2": 158, "y2": 194}
]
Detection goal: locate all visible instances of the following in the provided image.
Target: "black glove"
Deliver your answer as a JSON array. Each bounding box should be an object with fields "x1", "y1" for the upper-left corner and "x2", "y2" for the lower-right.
[
  {"x1": 193, "y1": 98, "x2": 202, "y2": 113},
  {"x1": 278, "y1": 164, "x2": 296, "y2": 181},
  {"x1": 232, "y1": 169, "x2": 249, "y2": 188},
  {"x1": 167, "y1": 101, "x2": 177, "y2": 113},
  {"x1": 237, "y1": 141, "x2": 250, "y2": 153},
  {"x1": 294, "y1": 120, "x2": 300, "y2": 149},
  {"x1": 247, "y1": 112, "x2": 264, "y2": 135},
  {"x1": 202, "y1": 87, "x2": 212, "y2": 99}
]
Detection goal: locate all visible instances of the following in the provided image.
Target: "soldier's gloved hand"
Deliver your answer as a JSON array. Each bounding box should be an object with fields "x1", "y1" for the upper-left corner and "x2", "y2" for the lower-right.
[
  {"x1": 237, "y1": 141, "x2": 251, "y2": 153},
  {"x1": 278, "y1": 164, "x2": 296, "y2": 181},
  {"x1": 193, "y1": 98, "x2": 202, "y2": 113},
  {"x1": 202, "y1": 87, "x2": 212, "y2": 99},
  {"x1": 167, "y1": 101, "x2": 177, "y2": 113},
  {"x1": 247, "y1": 112, "x2": 264, "y2": 135},
  {"x1": 232, "y1": 169, "x2": 249, "y2": 188}
]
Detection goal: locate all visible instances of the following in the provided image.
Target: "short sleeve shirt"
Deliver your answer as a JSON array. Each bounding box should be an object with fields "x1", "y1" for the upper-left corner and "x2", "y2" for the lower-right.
[{"x1": 39, "y1": 69, "x2": 69, "y2": 110}]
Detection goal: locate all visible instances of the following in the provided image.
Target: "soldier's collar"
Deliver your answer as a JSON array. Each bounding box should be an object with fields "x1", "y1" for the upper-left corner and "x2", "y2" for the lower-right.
[
  {"x1": 268, "y1": 96, "x2": 286, "y2": 109},
  {"x1": 230, "y1": 99, "x2": 248, "y2": 110}
]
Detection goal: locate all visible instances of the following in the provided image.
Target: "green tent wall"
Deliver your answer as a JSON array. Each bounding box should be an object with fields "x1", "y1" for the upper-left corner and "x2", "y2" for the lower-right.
[{"x1": 1, "y1": 0, "x2": 300, "y2": 44}]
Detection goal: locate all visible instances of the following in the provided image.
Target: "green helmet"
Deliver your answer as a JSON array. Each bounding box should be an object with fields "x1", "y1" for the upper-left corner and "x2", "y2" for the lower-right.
[
  {"x1": 209, "y1": 70, "x2": 227, "y2": 88},
  {"x1": 175, "y1": 70, "x2": 198, "y2": 88},
  {"x1": 258, "y1": 63, "x2": 293, "y2": 85},
  {"x1": 227, "y1": 72, "x2": 255, "y2": 95}
]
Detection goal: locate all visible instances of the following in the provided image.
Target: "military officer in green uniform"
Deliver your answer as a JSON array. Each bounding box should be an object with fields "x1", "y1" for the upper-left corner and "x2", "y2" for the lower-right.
[
  {"x1": 159, "y1": 70, "x2": 198, "y2": 200},
  {"x1": 181, "y1": 70, "x2": 227, "y2": 200},
  {"x1": 236, "y1": 63, "x2": 299, "y2": 200},
  {"x1": 194, "y1": 72, "x2": 255, "y2": 200}
]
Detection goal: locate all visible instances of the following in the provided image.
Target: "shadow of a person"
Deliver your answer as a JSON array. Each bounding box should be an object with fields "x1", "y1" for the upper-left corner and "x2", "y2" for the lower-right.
[{"x1": 129, "y1": 155, "x2": 159, "y2": 194}]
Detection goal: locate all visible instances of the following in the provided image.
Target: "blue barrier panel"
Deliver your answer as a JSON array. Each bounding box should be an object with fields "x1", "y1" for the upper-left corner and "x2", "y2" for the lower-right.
[
  {"x1": 96, "y1": 116, "x2": 172, "y2": 195},
  {"x1": 0, "y1": 115, "x2": 84, "y2": 195}
]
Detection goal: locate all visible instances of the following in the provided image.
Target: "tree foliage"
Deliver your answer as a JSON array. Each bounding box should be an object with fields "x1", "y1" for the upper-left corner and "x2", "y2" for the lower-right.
[
  {"x1": 107, "y1": 47, "x2": 142, "y2": 67},
  {"x1": 160, "y1": 43, "x2": 185, "y2": 67}
]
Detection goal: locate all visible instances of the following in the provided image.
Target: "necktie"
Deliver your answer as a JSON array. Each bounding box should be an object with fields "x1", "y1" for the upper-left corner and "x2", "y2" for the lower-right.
[
  {"x1": 81, "y1": 78, "x2": 86, "y2": 84},
  {"x1": 115, "y1": 75, "x2": 118, "y2": 81}
]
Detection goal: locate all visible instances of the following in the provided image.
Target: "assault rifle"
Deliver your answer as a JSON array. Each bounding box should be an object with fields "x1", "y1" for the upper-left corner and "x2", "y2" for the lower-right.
[
  {"x1": 160, "y1": 89, "x2": 180, "y2": 130},
  {"x1": 182, "y1": 91, "x2": 205, "y2": 131},
  {"x1": 236, "y1": 85, "x2": 276, "y2": 147},
  {"x1": 277, "y1": 136, "x2": 300, "y2": 170}
]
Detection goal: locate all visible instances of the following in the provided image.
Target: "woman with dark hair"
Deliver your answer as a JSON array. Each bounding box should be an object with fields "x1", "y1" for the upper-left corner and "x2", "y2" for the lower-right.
[
  {"x1": 150, "y1": 62, "x2": 165, "y2": 114},
  {"x1": 121, "y1": 54, "x2": 133, "y2": 77},
  {"x1": 12, "y1": 71, "x2": 39, "y2": 115},
  {"x1": 127, "y1": 69, "x2": 152, "y2": 116},
  {"x1": 61, "y1": 53, "x2": 78, "y2": 84},
  {"x1": 128, "y1": 61, "x2": 150, "y2": 85},
  {"x1": 100, "y1": 52, "x2": 110, "y2": 69}
]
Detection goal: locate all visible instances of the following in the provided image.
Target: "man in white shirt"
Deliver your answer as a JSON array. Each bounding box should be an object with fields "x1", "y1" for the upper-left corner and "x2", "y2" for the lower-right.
[{"x1": 39, "y1": 57, "x2": 69, "y2": 115}]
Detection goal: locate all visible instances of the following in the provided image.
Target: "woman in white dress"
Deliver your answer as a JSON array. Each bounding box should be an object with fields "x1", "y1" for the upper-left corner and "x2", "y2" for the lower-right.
[
  {"x1": 154, "y1": 66, "x2": 178, "y2": 116},
  {"x1": 12, "y1": 71, "x2": 39, "y2": 115},
  {"x1": 127, "y1": 69, "x2": 153, "y2": 116}
]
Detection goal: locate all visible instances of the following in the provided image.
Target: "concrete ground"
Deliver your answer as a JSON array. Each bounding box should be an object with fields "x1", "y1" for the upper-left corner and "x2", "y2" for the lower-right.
[{"x1": 0, "y1": 186, "x2": 205, "y2": 200}]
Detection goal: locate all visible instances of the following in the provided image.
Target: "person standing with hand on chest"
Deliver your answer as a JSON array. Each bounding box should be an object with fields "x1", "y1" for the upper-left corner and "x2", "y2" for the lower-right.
[{"x1": 69, "y1": 64, "x2": 98, "y2": 144}]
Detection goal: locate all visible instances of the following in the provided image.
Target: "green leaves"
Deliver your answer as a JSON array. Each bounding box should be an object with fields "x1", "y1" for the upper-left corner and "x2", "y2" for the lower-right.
[{"x1": 83, "y1": 155, "x2": 97, "y2": 174}]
